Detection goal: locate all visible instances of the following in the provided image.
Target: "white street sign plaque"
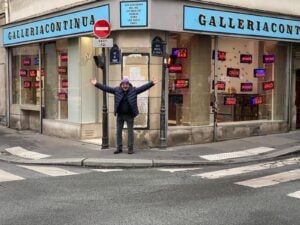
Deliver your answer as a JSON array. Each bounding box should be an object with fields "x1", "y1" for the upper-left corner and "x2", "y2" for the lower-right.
[{"x1": 93, "y1": 38, "x2": 113, "y2": 48}]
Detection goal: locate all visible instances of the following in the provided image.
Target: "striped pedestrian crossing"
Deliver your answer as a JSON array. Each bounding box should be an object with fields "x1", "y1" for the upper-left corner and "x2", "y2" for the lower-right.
[
  {"x1": 287, "y1": 190, "x2": 300, "y2": 199},
  {"x1": 0, "y1": 165, "x2": 125, "y2": 183},
  {"x1": 0, "y1": 169, "x2": 24, "y2": 182},
  {"x1": 193, "y1": 157, "x2": 300, "y2": 179},
  {"x1": 199, "y1": 147, "x2": 275, "y2": 161},
  {"x1": 235, "y1": 169, "x2": 300, "y2": 188},
  {"x1": 18, "y1": 165, "x2": 78, "y2": 177},
  {"x1": 5, "y1": 146, "x2": 50, "y2": 160},
  {"x1": 189, "y1": 157, "x2": 300, "y2": 200}
]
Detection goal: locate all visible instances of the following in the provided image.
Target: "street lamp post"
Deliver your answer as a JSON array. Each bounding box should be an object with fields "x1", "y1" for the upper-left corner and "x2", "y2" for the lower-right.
[
  {"x1": 93, "y1": 47, "x2": 109, "y2": 149},
  {"x1": 101, "y1": 47, "x2": 109, "y2": 149},
  {"x1": 160, "y1": 41, "x2": 168, "y2": 148}
]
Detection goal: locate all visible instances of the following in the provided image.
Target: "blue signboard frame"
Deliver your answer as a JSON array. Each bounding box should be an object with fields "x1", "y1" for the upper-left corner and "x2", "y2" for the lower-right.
[
  {"x1": 120, "y1": 1, "x2": 148, "y2": 27},
  {"x1": 3, "y1": 5, "x2": 109, "y2": 46},
  {"x1": 184, "y1": 6, "x2": 300, "y2": 41}
]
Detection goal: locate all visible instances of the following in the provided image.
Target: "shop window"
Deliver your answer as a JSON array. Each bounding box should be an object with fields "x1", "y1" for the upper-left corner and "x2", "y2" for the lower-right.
[
  {"x1": 57, "y1": 50, "x2": 68, "y2": 119},
  {"x1": 12, "y1": 45, "x2": 44, "y2": 105},
  {"x1": 211, "y1": 37, "x2": 288, "y2": 123},
  {"x1": 167, "y1": 34, "x2": 192, "y2": 126},
  {"x1": 43, "y1": 40, "x2": 69, "y2": 120}
]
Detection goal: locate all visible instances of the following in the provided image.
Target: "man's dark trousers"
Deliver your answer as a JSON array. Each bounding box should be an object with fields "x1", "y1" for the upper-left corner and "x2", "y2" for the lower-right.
[{"x1": 117, "y1": 114, "x2": 134, "y2": 152}]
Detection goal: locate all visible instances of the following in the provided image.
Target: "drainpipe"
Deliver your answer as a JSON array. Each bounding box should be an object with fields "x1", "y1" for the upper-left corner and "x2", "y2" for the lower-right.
[{"x1": 287, "y1": 43, "x2": 293, "y2": 130}]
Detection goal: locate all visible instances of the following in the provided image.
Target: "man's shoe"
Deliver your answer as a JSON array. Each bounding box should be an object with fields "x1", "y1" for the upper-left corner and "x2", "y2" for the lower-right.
[
  {"x1": 114, "y1": 149, "x2": 122, "y2": 154},
  {"x1": 128, "y1": 149, "x2": 134, "y2": 154}
]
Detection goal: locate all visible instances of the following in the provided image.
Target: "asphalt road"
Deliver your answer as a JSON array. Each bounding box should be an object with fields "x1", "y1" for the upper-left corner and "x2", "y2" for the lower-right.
[{"x1": 0, "y1": 158, "x2": 299, "y2": 225}]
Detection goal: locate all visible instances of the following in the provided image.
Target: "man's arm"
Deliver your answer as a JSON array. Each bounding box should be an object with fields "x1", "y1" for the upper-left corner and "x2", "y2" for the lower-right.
[
  {"x1": 135, "y1": 78, "x2": 159, "y2": 94},
  {"x1": 91, "y1": 78, "x2": 115, "y2": 94}
]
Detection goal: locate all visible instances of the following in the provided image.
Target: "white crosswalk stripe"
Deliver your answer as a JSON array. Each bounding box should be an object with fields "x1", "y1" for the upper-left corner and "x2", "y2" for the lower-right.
[
  {"x1": 287, "y1": 190, "x2": 300, "y2": 199},
  {"x1": 18, "y1": 165, "x2": 78, "y2": 177},
  {"x1": 92, "y1": 169, "x2": 124, "y2": 173},
  {"x1": 0, "y1": 169, "x2": 25, "y2": 182},
  {"x1": 157, "y1": 167, "x2": 202, "y2": 173},
  {"x1": 0, "y1": 164, "x2": 128, "y2": 183},
  {"x1": 193, "y1": 157, "x2": 300, "y2": 179},
  {"x1": 199, "y1": 147, "x2": 275, "y2": 161},
  {"x1": 235, "y1": 169, "x2": 300, "y2": 188},
  {"x1": 5, "y1": 146, "x2": 50, "y2": 160}
]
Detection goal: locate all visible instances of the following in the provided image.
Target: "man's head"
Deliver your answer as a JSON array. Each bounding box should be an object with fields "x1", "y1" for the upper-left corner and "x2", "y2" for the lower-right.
[{"x1": 120, "y1": 77, "x2": 130, "y2": 91}]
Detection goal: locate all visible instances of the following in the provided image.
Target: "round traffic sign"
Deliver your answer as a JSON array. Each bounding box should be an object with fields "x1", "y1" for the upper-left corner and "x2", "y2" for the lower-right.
[{"x1": 93, "y1": 20, "x2": 111, "y2": 38}]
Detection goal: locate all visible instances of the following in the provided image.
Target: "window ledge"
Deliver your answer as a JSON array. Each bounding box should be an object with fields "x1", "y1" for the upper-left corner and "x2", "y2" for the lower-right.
[{"x1": 20, "y1": 104, "x2": 40, "y2": 111}]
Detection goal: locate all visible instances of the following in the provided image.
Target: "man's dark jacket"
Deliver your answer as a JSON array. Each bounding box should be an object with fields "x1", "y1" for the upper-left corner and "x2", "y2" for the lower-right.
[{"x1": 95, "y1": 81, "x2": 154, "y2": 117}]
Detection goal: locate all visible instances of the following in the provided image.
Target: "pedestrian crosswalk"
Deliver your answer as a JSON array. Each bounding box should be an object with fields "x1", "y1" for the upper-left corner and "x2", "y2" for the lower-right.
[
  {"x1": 0, "y1": 169, "x2": 25, "y2": 182},
  {"x1": 0, "y1": 165, "x2": 123, "y2": 183},
  {"x1": 0, "y1": 157, "x2": 299, "y2": 201},
  {"x1": 158, "y1": 157, "x2": 300, "y2": 200},
  {"x1": 199, "y1": 147, "x2": 275, "y2": 161},
  {"x1": 193, "y1": 157, "x2": 300, "y2": 179},
  {"x1": 235, "y1": 169, "x2": 300, "y2": 188},
  {"x1": 5, "y1": 146, "x2": 50, "y2": 160}
]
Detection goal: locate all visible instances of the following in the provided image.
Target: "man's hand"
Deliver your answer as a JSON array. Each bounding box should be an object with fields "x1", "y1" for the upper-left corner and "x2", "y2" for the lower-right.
[
  {"x1": 90, "y1": 78, "x2": 97, "y2": 85},
  {"x1": 152, "y1": 78, "x2": 159, "y2": 85}
]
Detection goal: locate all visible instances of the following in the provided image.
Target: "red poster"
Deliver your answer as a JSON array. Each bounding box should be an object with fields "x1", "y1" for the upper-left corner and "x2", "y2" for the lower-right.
[
  {"x1": 57, "y1": 92, "x2": 68, "y2": 101},
  {"x1": 60, "y1": 53, "x2": 68, "y2": 62},
  {"x1": 168, "y1": 64, "x2": 182, "y2": 73},
  {"x1": 241, "y1": 83, "x2": 253, "y2": 92},
  {"x1": 240, "y1": 54, "x2": 252, "y2": 64},
  {"x1": 34, "y1": 81, "x2": 43, "y2": 88},
  {"x1": 212, "y1": 50, "x2": 226, "y2": 61},
  {"x1": 175, "y1": 79, "x2": 189, "y2": 89},
  {"x1": 24, "y1": 81, "x2": 31, "y2": 88},
  {"x1": 224, "y1": 96, "x2": 237, "y2": 105},
  {"x1": 263, "y1": 54, "x2": 275, "y2": 64},
  {"x1": 263, "y1": 81, "x2": 275, "y2": 91},
  {"x1": 227, "y1": 68, "x2": 240, "y2": 78},
  {"x1": 212, "y1": 81, "x2": 226, "y2": 91},
  {"x1": 61, "y1": 80, "x2": 68, "y2": 88},
  {"x1": 58, "y1": 66, "x2": 67, "y2": 74},
  {"x1": 41, "y1": 68, "x2": 45, "y2": 76},
  {"x1": 29, "y1": 70, "x2": 37, "y2": 77},
  {"x1": 19, "y1": 69, "x2": 27, "y2": 77},
  {"x1": 23, "y1": 58, "x2": 31, "y2": 66}
]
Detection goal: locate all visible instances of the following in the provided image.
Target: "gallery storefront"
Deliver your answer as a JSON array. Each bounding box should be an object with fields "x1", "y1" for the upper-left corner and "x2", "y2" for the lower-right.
[{"x1": 1, "y1": 0, "x2": 299, "y2": 148}]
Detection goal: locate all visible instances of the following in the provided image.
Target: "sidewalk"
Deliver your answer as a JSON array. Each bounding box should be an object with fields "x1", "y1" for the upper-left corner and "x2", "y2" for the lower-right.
[{"x1": 0, "y1": 126, "x2": 299, "y2": 168}]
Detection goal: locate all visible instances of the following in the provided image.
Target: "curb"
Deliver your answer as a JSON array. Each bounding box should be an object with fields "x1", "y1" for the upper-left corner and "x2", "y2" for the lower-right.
[{"x1": 0, "y1": 146, "x2": 299, "y2": 168}]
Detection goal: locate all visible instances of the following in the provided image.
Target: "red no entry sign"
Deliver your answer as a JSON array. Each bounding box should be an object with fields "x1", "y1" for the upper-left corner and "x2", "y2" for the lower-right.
[{"x1": 93, "y1": 20, "x2": 111, "y2": 38}]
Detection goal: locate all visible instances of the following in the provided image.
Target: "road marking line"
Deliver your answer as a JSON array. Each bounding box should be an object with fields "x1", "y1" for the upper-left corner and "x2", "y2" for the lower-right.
[
  {"x1": 199, "y1": 147, "x2": 275, "y2": 161},
  {"x1": 18, "y1": 165, "x2": 78, "y2": 177},
  {"x1": 288, "y1": 191, "x2": 300, "y2": 199},
  {"x1": 158, "y1": 168, "x2": 202, "y2": 173},
  {"x1": 193, "y1": 157, "x2": 300, "y2": 179},
  {"x1": 5, "y1": 146, "x2": 50, "y2": 160},
  {"x1": 235, "y1": 169, "x2": 300, "y2": 188},
  {"x1": 0, "y1": 169, "x2": 25, "y2": 182},
  {"x1": 92, "y1": 169, "x2": 124, "y2": 173}
]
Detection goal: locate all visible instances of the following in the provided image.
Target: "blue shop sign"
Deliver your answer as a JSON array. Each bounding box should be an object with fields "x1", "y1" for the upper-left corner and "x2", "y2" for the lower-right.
[
  {"x1": 184, "y1": 6, "x2": 300, "y2": 41},
  {"x1": 3, "y1": 5, "x2": 109, "y2": 46}
]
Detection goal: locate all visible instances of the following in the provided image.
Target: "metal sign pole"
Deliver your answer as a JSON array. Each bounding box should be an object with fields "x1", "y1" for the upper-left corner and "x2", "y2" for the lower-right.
[
  {"x1": 160, "y1": 41, "x2": 168, "y2": 148},
  {"x1": 101, "y1": 47, "x2": 109, "y2": 149},
  {"x1": 213, "y1": 37, "x2": 219, "y2": 142}
]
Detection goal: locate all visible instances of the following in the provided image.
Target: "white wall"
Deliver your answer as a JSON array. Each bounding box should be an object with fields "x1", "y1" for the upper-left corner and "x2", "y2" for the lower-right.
[
  {"x1": 8, "y1": 0, "x2": 96, "y2": 22},
  {"x1": 200, "y1": 0, "x2": 300, "y2": 16}
]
